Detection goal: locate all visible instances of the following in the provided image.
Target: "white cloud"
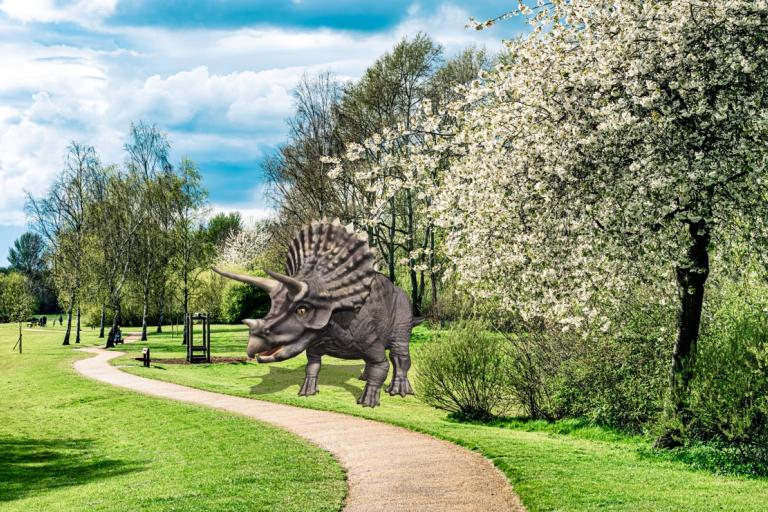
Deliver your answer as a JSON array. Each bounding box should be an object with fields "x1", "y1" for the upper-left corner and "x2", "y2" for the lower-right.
[
  {"x1": 0, "y1": 0, "x2": 117, "y2": 25},
  {"x1": 0, "y1": 3, "x2": 509, "y2": 234}
]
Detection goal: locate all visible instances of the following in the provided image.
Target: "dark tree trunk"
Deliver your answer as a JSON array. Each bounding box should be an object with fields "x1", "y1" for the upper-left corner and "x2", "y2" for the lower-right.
[
  {"x1": 140, "y1": 285, "x2": 149, "y2": 341},
  {"x1": 657, "y1": 219, "x2": 710, "y2": 448},
  {"x1": 156, "y1": 290, "x2": 164, "y2": 333},
  {"x1": 99, "y1": 303, "x2": 106, "y2": 338},
  {"x1": 62, "y1": 290, "x2": 74, "y2": 345},
  {"x1": 75, "y1": 304, "x2": 81, "y2": 343},
  {"x1": 106, "y1": 303, "x2": 121, "y2": 348},
  {"x1": 387, "y1": 199, "x2": 396, "y2": 282},
  {"x1": 406, "y1": 195, "x2": 422, "y2": 316},
  {"x1": 182, "y1": 274, "x2": 189, "y2": 345}
]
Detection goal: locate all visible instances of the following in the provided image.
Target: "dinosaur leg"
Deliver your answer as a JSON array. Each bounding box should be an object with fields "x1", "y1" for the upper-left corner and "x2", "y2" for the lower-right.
[
  {"x1": 299, "y1": 352, "x2": 322, "y2": 396},
  {"x1": 386, "y1": 326, "x2": 415, "y2": 397},
  {"x1": 358, "y1": 355, "x2": 389, "y2": 408}
]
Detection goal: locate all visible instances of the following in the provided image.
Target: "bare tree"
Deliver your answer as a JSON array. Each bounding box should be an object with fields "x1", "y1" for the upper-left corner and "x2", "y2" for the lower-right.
[{"x1": 27, "y1": 142, "x2": 99, "y2": 344}]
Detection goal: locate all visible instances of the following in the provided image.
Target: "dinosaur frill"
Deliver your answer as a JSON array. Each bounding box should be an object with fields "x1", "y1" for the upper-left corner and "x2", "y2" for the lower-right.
[{"x1": 285, "y1": 219, "x2": 376, "y2": 310}]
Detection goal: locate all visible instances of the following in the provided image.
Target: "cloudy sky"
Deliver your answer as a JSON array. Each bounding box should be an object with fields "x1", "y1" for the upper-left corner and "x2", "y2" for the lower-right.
[{"x1": 0, "y1": 0, "x2": 523, "y2": 264}]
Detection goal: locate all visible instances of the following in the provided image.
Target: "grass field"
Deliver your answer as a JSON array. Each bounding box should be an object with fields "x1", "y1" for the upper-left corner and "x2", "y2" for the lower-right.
[
  {"x1": 0, "y1": 323, "x2": 346, "y2": 512},
  {"x1": 114, "y1": 323, "x2": 768, "y2": 512}
]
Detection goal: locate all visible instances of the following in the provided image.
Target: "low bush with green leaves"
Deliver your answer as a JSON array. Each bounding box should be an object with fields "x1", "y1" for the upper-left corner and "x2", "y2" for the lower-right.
[
  {"x1": 688, "y1": 284, "x2": 768, "y2": 470},
  {"x1": 416, "y1": 320, "x2": 512, "y2": 421},
  {"x1": 220, "y1": 281, "x2": 270, "y2": 324}
]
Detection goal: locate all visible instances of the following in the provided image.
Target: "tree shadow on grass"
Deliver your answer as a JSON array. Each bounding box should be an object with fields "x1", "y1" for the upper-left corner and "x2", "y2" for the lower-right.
[
  {"x1": 248, "y1": 363, "x2": 365, "y2": 400},
  {"x1": 0, "y1": 438, "x2": 144, "y2": 502}
]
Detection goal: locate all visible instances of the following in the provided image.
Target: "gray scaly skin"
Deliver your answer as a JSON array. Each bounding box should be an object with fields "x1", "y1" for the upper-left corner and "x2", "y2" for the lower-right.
[{"x1": 213, "y1": 219, "x2": 418, "y2": 407}]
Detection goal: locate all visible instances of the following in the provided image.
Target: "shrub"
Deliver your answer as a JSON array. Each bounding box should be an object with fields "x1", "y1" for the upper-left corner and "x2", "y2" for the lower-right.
[
  {"x1": 416, "y1": 320, "x2": 512, "y2": 421},
  {"x1": 505, "y1": 327, "x2": 573, "y2": 421},
  {"x1": 688, "y1": 286, "x2": 768, "y2": 468},
  {"x1": 220, "y1": 282, "x2": 270, "y2": 324}
]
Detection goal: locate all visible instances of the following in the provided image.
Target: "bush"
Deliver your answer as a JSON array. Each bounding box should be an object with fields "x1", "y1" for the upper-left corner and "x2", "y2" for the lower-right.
[
  {"x1": 688, "y1": 286, "x2": 768, "y2": 468},
  {"x1": 501, "y1": 315, "x2": 669, "y2": 430},
  {"x1": 220, "y1": 282, "x2": 270, "y2": 324},
  {"x1": 504, "y1": 327, "x2": 566, "y2": 420},
  {"x1": 557, "y1": 330, "x2": 669, "y2": 432},
  {"x1": 417, "y1": 320, "x2": 512, "y2": 421}
]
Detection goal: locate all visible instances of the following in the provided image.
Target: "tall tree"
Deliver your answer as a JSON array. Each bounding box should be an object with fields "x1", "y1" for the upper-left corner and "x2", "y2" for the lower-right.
[
  {"x1": 87, "y1": 164, "x2": 145, "y2": 348},
  {"x1": 124, "y1": 121, "x2": 172, "y2": 341},
  {"x1": 169, "y1": 158, "x2": 211, "y2": 340},
  {"x1": 429, "y1": 0, "x2": 768, "y2": 445},
  {"x1": 27, "y1": 142, "x2": 99, "y2": 344},
  {"x1": 205, "y1": 212, "x2": 242, "y2": 248},
  {"x1": 8, "y1": 232, "x2": 45, "y2": 279},
  {"x1": 265, "y1": 71, "x2": 348, "y2": 247}
]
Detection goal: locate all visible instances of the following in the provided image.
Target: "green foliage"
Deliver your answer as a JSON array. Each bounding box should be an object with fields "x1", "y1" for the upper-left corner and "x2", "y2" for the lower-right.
[
  {"x1": 560, "y1": 332, "x2": 669, "y2": 432},
  {"x1": 688, "y1": 283, "x2": 768, "y2": 469},
  {"x1": 220, "y1": 281, "x2": 271, "y2": 324},
  {"x1": 205, "y1": 211, "x2": 242, "y2": 247},
  {"x1": 0, "y1": 272, "x2": 36, "y2": 323},
  {"x1": 7, "y1": 232, "x2": 45, "y2": 279},
  {"x1": 416, "y1": 320, "x2": 512, "y2": 421}
]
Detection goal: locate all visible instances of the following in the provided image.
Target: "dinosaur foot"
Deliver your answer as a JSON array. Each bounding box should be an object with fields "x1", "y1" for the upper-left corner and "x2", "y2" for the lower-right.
[
  {"x1": 298, "y1": 377, "x2": 319, "y2": 396},
  {"x1": 357, "y1": 384, "x2": 381, "y2": 407},
  {"x1": 386, "y1": 376, "x2": 414, "y2": 397}
]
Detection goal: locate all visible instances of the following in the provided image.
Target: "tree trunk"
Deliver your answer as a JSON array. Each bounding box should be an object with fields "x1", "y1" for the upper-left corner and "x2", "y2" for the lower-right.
[
  {"x1": 182, "y1": 273, "x2": 189, "y2": 345},
  {"x1": 99, "y1": 303, "x2": 106, "y2": 338},
  {"x1": 18, "y1": 322, "x2": 22, "y2": 354},
  {"x1": 406, "y1": 193, "x2": 422, "y2": 316},
  {"x1": 657, "y1": 219, "x2": 710, "y2": 448},
  {"x1": 387, "y1": 199, "x2": 396, "y2": 282},
  {"x1": 106, "y1": 303, "x2": 121, "y2": 348},
  {"x1": 75, "y1": 304, "x2": 81, "y2": 343},
  {"x1": 141, "y1": 283, "x2": 149, "y2": 341},
  {"x1": 62, "y1": 290, "x2": 74, "y2": 345},
  {"x1": 156, "y1": 289, "x2": 164, "y2": 333}
]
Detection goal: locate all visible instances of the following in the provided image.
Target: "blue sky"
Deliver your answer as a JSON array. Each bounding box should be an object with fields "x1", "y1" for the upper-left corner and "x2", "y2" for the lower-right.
[{"x1": 0, "y1": 0, "x2": 523, "y2": 265}]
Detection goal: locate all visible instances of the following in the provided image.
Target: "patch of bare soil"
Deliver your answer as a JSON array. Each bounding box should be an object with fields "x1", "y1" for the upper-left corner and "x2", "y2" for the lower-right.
[{"x1": 147, "y1": 356, "x2": 250, "y2": 365}]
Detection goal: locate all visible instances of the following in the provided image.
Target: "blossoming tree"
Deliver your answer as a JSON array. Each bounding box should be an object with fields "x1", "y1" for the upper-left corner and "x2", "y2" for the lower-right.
[{"x1": 431, "y1": 0, "x2": 768, "y2": 444}]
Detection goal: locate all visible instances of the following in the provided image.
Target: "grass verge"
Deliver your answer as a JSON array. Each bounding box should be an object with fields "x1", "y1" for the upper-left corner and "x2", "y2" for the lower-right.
[
  {"x1": 114, "y1": 323, "x2": 768, "y2": 512},
  {"x1": 0, "y1": 323, "x2": 345, "y2": 512}
]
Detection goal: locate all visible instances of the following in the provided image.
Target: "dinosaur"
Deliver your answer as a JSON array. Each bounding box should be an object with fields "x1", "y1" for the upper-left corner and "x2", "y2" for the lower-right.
[{"x1": 213, "y1": 219, "x2": 418, "y2": 407}]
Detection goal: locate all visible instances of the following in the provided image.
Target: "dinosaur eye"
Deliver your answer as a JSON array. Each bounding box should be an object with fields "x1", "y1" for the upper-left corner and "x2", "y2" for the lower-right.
[{"x1": 295, "y1": 306, "x2": 308, "y2": 317}]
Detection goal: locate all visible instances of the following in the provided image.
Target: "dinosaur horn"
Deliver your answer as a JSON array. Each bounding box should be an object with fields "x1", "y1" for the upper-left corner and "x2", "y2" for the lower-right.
[
  {"x1": 212, "y1": 267, "x2": 278, "y2": 294},
  {"x1": 265, "y1": 269, "x2": 308, "y2": 298}
]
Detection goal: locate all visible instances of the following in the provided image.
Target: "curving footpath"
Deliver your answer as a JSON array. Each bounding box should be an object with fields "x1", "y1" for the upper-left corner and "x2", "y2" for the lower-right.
[{"x1": 74, "y1": 347, "x2": 524, "y2": 512}]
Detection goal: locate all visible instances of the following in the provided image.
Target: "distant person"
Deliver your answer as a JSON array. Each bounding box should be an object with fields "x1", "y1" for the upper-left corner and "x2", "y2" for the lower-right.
[{"x1": 59, "y1": 315, "x2": 63, "y2": 326}]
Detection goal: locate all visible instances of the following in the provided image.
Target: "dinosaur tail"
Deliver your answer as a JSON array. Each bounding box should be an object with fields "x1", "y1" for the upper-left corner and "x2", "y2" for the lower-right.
[{"x1": 412, "y1": 316, "x2": 425, "y2": 327}]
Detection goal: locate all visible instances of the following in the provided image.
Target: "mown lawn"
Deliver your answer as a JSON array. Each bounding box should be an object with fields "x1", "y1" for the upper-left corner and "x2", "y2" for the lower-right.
[
  {"x1": 0, "y1": 323, "x2": 346, "y2": 512},
  {"x1": 116, "y1": 323, "x2": 768, "y2": 512}
]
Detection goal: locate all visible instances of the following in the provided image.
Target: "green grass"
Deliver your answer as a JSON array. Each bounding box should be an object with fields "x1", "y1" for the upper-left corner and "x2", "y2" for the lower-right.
[
  {"x1": 114, "y1": 323, "x2": 768, "y2": 512},
  {"x1": 0, "y1": 323, "x2": 345, "y2": 512}
]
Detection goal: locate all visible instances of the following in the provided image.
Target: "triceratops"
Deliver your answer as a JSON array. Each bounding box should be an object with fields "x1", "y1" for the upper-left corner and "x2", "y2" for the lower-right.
[{"x1": 213, "y1": 219, "x2": 418, "y2": 407}]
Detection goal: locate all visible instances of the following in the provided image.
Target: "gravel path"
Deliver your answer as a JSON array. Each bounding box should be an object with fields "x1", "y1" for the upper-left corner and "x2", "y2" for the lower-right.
[{"x1": 74, "y1": 347, "x2": 525, "y2": 512}]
